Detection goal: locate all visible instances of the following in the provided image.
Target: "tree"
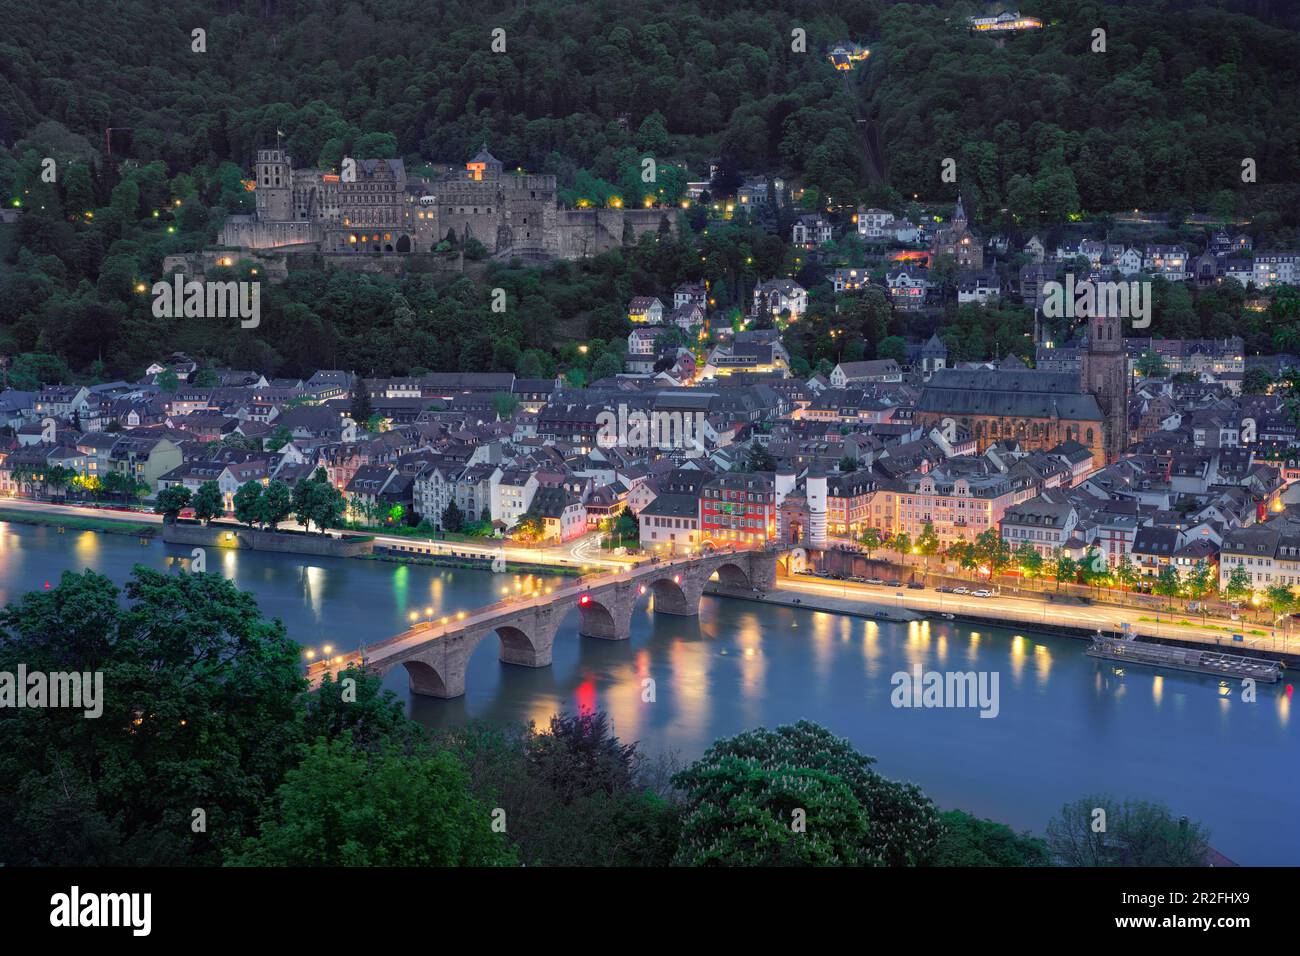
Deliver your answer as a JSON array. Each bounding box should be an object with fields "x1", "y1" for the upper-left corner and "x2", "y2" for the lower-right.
[
  {"x1": 928, "y1": 810, "x2": 1050, "y2": 867},
  {"x1": 525, "y1": 712, "x2": 638, "y2": 803},
  {"x1": 974, "y1": 528, "x2": 1010, "y2": 581},
  {"x1": 1154, "y1": 564, "x2": 1182, "y2": 610},
  {"x1": 948, "y1": 541, "x2": 980, "y2": 576},
  {"x1": 838, "y1": 455, "x2": 859, "y2": 472},
  {"x1": 433, "y1": 714, "x2": 678, "y2": 867},
  {"x1": 916, "y1": 523, "x2": 941, "y2": 567},
  {"x1": 258, "y1": 481, "x2": 293, "y2": 530},
  {"x1": 859, "y1": 527, "x2": 881, "y2": 559},
  {"x1": 511, "y1": 512, "x2": 546, "y2": 544},
  {"x1": 1052, "y1": 552, "x2": 1077, "y2": 591},
  {"x1": 1241, "y1": 367, "x2": 1273, "y2": 395},
  {"x1": 1046, "y1": 796, "x2": 1210, "y2": 866},
  {"x1": 1264, "y1": 583, "x2": 1294, "y2": 622},
  {"x1": 154, "y1": 485, "x2": 191, "y2": 523},
  {"x1": 349, "y1": 376, "x2": 374, "y2": 428},
  {"x1": 228, "y1": 737, "x2": 516, "y2": 866},
  {"x1": 1115, "y1": 553, "x2": 1139, "y2": 593},
  {"x1": 672, "y1": 721, "x2": 942, "y2": 867},
  {"x1": 1184, "y1": 560, "x2": 1215, "y2": 610},
  {"x1": 1224, "y1": 564, "x2": 1253, "y2": 604},
  {"x1": 744, "y1": 443, "x2": 776, "y2": 472},
  {"x1": 441, "y1": 501, "x2": 466, "y2": 534},
  {"x1": 305, "y1": 474, "x2": 346, "y2": 533},
  {"x1": 889, "y1": 532, "x2": 912, "y2": 565},
  {"x1": 1014, "y1": 543, "x2": 1043, "y2": 583},
  {"x1": 490, "y1": 392, "x2": 520, "y2": 421},
  {"x1": 590, "y1": 351, "x2": 623, "y2": 381},
  {"x1": 673, "y1": 757, "x2": 873, "y2": 866},
  {"x1": 1135, "y1": 350, "x2": 1168, "y2": 378},
  {"x1": 232, "y1": 480, "x2": 264, "y2": 528},
  {"x1": 0, "y1": 568, "x2": 304, "y2": 865},
  {"x1": 265, "y1": 426, "x2": 294, "y2": 452},
  {"x1": 192, "y1": 481, "x2": 223, "y2": 525}
]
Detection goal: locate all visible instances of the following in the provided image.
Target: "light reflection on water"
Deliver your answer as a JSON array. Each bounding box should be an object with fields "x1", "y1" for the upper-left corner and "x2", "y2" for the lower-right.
[{"x1": 1, "y1": 522, "x2": 1295, "y2": 865}]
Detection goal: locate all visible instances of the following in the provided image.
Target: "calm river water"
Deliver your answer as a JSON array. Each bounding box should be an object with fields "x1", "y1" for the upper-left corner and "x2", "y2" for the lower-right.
[{"x1": 3, "y1": 523, "x2": 1294, "y2": 864}]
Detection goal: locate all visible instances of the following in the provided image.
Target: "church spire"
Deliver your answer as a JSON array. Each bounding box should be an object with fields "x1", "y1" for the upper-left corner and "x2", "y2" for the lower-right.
[{"x1": 954, "y1": 195, "x2": 967, "y2": 225}]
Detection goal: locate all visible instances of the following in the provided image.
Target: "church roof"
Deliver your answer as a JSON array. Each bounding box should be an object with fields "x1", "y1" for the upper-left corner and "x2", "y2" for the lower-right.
[
  {"x1": 922, "y1": 332, "x2": 947, "y2": 356},
  {"x1": 918, "y1": 368, "x2": 1104, "y2": 421},
  {"x1": 470, "y1": 146, "x2": 501, "y2": 166}
]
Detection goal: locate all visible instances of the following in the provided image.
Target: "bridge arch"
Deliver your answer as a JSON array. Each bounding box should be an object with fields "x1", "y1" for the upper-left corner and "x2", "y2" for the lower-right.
[
  {"x1": 494, "y1": 623, "x2": 548, "y2": 667},
  {"x1": 577, "y1": 595, "x2": 622, "y2": 639},
  {"x1": 709, "y1": 560, "x2": 753, "y2": 590},
  {"x1": 402, "y1": 659, "x2": 448, "y2": 697},
  {"x1": 641, "y1": 571, "x2": 699, "y2": 616}
]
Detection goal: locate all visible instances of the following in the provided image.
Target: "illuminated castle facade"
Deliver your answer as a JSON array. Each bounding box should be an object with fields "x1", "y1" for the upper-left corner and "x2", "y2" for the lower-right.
[{"x1": 220, "y1": 147, "x2": 671, "y2": 262}]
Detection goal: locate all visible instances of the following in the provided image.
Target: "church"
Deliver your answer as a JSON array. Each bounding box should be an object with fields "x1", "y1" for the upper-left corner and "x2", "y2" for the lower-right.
[
  {"x1": 930, "y1": 196, "x2": 983, "y2": 269},
  {"x1": 915, "y1": 308, "x2": 1129, "y2": 469}
]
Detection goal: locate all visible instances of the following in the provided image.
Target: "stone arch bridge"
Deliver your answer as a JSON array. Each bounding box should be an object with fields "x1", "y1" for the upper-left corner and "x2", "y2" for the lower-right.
[{"x1": 307, "y1": 550, "x2": 779, "y2": 699}]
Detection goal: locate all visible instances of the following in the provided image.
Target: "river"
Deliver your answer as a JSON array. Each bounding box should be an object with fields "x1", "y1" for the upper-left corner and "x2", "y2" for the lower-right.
[{"x1": 2, "y1": 523, "x2": 1294, "y2": 865}]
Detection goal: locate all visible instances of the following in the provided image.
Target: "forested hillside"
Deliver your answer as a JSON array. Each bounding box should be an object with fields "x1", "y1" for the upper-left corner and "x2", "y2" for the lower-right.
[{"x1": 0, "y1": 0, "x2": 1297, "y2": 382}]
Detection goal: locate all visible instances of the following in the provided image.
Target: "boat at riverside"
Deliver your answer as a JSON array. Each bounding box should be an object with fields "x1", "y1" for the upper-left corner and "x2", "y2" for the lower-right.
[{"x1": 1086, "y1": 633, "x2": 1282, "y2": 682}]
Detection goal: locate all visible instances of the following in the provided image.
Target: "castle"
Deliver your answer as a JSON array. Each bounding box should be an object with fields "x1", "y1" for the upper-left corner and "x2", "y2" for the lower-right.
[{"x1": 219, "y1": 146, "x2": 673, "y2": 263}]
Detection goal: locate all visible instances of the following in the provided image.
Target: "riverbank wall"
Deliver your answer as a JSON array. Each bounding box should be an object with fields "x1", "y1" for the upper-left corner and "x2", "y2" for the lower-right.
[
  {"x1": 720, "y1": 584, "x2": 1293, "y2": 667},
  {"x1": 704, "y1": 583, "x2": 923, "y2": 623},
  {"x1": 0, "y1": 508, "x2": 158, "y2": 537},
  {"x1": 370, "y1": 545, "x2": 580, "y2": 576},
  {"x1": 162, "y1": 521, "x2": 374, "y2": 557}
]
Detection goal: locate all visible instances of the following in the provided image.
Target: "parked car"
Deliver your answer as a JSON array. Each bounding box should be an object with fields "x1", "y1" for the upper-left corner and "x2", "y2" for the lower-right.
[
  {"x1": 884, "y1": 580, "x2": 902, "y2": 587},
  {"x1": 935, "y1": 586, "x2": 953, "y2": 593},
  {"x1": 907, "y1": 582, "x2": 925, "y2": 590},
  {"x1": 971, "y1": 589, "x2": 992, "y2": 598},
  {"x1": 865, "y1": 577, "x2": 884, "y2": 585},
  {"x1": 953, "y1": 587, "x2": 970, "y2": 595}
]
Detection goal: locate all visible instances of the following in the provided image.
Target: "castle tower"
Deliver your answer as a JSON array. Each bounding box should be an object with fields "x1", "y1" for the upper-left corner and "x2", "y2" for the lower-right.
[
  {"x1": 255, "y1": 148, "x2": 293, "y2": 221},
  {"x1": 1079, "y1": 305, "x2": 1129, "y2": 463},
  {"x1": 952, "y1": 195, "x2": 967, "y2": 229}
]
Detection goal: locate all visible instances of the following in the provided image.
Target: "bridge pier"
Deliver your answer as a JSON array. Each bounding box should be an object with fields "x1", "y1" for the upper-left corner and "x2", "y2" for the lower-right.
[
  {"x1": 496, "y1": 605, "x2": 563, "y2": 666},
  {"x1": 400, "y1": 648, "x2": 466, "y2": 699}
]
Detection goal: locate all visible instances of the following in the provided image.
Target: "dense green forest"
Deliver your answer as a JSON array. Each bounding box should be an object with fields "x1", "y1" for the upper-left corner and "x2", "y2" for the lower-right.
[{"x1": 0, "y1": 0, "x2": 1298, "y2": 381}]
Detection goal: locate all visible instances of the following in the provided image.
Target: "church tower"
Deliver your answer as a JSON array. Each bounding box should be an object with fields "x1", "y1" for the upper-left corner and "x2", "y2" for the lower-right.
[
  {"x1": 1079, "y1": 306, "x2": 1129, "y2": 463},
  {"x1": 254, "y1": 148, "x2": 293, "y2": 221},
  {"x1": 952, "y1": 195, "x2": 967, "y2": 230}
]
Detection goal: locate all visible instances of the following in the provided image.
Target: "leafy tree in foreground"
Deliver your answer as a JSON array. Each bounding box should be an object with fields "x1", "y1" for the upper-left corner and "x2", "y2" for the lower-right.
[
  {"x1": 672, "y1": 720, "x2": 942, "y2": 867},
  {"x1": 929, "y1": 810, "x2": 1050, "y2": 867},
  {"x1": 0, "y1": 568, "x2": 304, "y2": 865},
  {"x1": 228, "y1": 736, "x2": 516, "y2": 866},
  {"x1": 1046, "y1": 796, "x2": 1210, "y2": 867},
  {"x1": 434, "y1": 714, "x2": 679, "y2": 867},
  {"x1": 673, "y1": 757, "x2": 874, "y2": 866}
]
